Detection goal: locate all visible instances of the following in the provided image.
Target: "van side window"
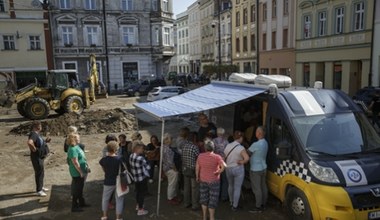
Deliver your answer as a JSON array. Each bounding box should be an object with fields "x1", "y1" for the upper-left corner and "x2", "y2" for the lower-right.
[{"x1": 270, "y1": 117, "x2": 297, "y2": 160}]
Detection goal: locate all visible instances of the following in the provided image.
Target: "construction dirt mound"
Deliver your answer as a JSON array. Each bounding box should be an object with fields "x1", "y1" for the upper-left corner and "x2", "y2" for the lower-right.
[{"x1": 9, "y1": 108, "x2": 137, "y2": 136}]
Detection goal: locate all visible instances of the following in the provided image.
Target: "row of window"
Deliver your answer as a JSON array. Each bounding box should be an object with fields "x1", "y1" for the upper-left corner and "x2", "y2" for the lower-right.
[
  {"x1": 0, "y1": 0, "x2": 166, "y2": 12},
  {"x1": 235, "y1": 0, "x2": 289, "y2": 27},
  {"x1": 235, "y1": 29, "x2": 288, "y2": 53},
  {"x1": 1, "y1": 25, "x2": 172, "y2": 50},
  {"x1": 303, "y1": 1, "x2": 365, "y2": 39},
  {"x1": 1, "y1": 35, "x2": 41, "y2": 51}
]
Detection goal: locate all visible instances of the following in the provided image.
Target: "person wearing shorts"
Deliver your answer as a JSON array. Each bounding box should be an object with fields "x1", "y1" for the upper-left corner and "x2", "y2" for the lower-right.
[{"x1": 196, "y1": 140, "x2": 225, "y2": 220}]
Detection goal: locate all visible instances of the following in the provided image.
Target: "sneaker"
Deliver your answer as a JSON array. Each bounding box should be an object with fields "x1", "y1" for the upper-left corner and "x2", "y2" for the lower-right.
[
  {"x1": 42, "y1": 187, "x2": 49, "y2": 192},
  {"x1": 37, "y1": 191, "x2": 47, "y2": 197},
  {"x1": 148, "y1": 179, "x2": 154, "y2": 184},
  {"x1": 137, "y1": 209, "x2": 148, "y2": 216},
  {"x1": 249, "y1": 207, "x2": 263, "y2": 213}
]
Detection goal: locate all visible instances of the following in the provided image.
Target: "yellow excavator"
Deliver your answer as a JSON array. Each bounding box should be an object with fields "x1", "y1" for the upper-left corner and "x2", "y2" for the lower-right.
[{"x1": 0, "y1": 54, "x2": 107, "y2": 120}]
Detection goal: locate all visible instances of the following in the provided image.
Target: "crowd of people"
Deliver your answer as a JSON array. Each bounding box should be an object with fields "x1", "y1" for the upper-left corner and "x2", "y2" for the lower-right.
[{"x1": 26, "y1": 111, "x2": 269, "y2": 220}]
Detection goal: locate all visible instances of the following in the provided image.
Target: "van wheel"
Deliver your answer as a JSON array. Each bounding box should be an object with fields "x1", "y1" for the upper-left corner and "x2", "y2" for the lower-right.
[{"x1": 285, "y1": 187, "x2": 312, "y2": 220}]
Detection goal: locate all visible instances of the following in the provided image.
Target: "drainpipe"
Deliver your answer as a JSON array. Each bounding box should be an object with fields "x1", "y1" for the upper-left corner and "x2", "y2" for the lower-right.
[
  {"x1": 256, "y1": 0, "x2": 260, "y2": 74},
  {"x1": 369, "y1": 0, "x2": 377, "y2": 87},
  {"x1": 102, "y1": 0, "x2": 111, "y2": 94}
]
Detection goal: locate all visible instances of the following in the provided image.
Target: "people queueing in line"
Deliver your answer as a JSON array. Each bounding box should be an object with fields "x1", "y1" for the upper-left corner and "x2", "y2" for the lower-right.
[
  {"x1": 66, "y1": 133, "x2": 90, "y2": 212},
  {"x1": 182, "y1": 129, "x2": 200, "y2": 210},
  {"x1": 162, "y1": 133, "x2": 181, "y2": 205},
  {"x1": 27, "y1": 120, "x2": 50, "y2": 197},
  {"x1": 198, "y1": 113, "x2": 217, "y2": 141},
  {"x1": 369, "y1": 90, "x2": 380, "y2": 128},
  {"x1": 129, "y1": 141, "x2": 150, "y2": 216},
  {"x1": 212, "y1": 127, "x2": 229, "y2": 202},
  {"x1": 144, "y1": 135, "x2": 161, "y2": 183},
  {"x1": 224, "y1": 131, "x2": 250, "y2": 211},
  {"x1": 99, "y1": 140, "x2": 125, "y2": 220},
  {"x1": 248, "y1": 126, "x2": 269, "y2": 213},
  {"x1": 196, "y1": 140, "x2": 226, "y2": 220}
]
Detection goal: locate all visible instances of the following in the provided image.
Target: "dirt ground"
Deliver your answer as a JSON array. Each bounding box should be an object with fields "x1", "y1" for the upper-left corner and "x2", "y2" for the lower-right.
[{"x1": 0, "y1": 95, "x2": 288, "y2": 220}]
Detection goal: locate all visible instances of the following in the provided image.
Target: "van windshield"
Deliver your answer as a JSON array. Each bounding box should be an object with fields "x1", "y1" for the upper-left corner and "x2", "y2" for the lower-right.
[{"x1": 292, "y1": 113, "x2": 380, "y2": 156}]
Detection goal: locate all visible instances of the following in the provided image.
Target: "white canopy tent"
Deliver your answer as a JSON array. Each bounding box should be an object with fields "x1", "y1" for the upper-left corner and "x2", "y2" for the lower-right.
[{"x1": 133, "y1": 81, "x2": 266, "y2": 216}]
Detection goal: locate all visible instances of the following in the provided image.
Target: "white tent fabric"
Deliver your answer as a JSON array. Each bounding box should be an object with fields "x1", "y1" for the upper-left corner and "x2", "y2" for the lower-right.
[
  {"x1": 133, "y1": 81, "x2": 266, "y2": 119},
  {"x1": 133, "y1": 81, "x2": 266, "y2": 216}
]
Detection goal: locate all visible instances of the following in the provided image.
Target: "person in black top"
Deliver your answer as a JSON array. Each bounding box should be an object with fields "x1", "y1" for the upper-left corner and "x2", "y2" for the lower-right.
[
  {"x1": 369, "y1": 91, "x2": 380, "y2": 129},
  {"x1": 27, "y1": 121, "x2": 51, "y2": 197},
  {"x1": 145, "y1": 135, "x2": 161, "y2": 183},
  {"x1": 99, "y1": 141, "x2": 124, "y2": 220},
  {"x1": 198, "y1": 113, "x2": 217, "y2": 141}
]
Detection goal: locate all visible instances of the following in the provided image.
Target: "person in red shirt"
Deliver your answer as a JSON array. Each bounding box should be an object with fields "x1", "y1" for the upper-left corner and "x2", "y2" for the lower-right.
[{"x1": 196, "y1": 140, "x2": 226, "y2": 220}]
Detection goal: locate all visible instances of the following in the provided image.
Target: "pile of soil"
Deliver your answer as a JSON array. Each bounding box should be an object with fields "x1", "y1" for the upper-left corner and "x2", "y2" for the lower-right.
[{"x1": 9, "y1": 108, "x2": 137, "y2": 136}]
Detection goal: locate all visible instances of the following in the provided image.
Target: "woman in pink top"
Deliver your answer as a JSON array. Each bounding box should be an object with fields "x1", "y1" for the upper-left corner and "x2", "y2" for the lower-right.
[{"x1": 196, "y1": 140, "x2": 226, "y2": 220}]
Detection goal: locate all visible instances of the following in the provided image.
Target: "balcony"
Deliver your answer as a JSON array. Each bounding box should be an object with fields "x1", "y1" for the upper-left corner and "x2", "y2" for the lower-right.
[
  {"x1": 297, "y1": 30, "x2": 371, "y2": 50},
  {"x1": 54, "y1": 46, "x2": 103, "y2": 55}
]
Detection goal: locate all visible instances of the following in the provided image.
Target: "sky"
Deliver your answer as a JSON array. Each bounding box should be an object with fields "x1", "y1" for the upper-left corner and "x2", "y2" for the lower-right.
[{"x1": 173, "y1": 0, "x2": 195, "y2": 17}]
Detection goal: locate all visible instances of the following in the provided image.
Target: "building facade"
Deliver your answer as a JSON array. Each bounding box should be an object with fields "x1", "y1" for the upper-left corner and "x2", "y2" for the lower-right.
[
  {"x1": 50, "y1": 0, "x2": 175, "y2": 93},
  {"x1": 176, "y1": 11, "x2": 190, "y2": 73},
  {"x1": 188, "y1": 1, "x2": 202, "y2": 75},
  {"x1": 0, "y1": 0, "x2": 48, "y2": 88},
  {"x1": 296, "y1": 0, "x2": 373, "y2": 95},
  {"x1": 199, "y1": 0, "x2": 215, "y2": 70},
  {"x1": 259, "y1": 0, "x2": 296, "y2": 80},
  {"x1": 214, "y1": 0, "x2": 232, "y2": 67},
  {"x1": 232, "y1": 0, "x2": 257, "y2": 73}
]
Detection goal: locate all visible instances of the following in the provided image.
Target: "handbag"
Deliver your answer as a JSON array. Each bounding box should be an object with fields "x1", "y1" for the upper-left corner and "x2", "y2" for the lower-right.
[{"x1": 116, "y1": 163, "x2": 134, "y2": 197}]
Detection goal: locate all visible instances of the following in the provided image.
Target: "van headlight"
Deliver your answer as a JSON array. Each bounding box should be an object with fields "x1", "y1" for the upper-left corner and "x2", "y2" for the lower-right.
[{"x1": 309, "y1": 160, "x2": 340, "y2": 183}]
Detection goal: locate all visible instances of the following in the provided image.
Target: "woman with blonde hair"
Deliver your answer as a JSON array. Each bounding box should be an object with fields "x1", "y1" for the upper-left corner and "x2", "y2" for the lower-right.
[{"x1": 66, "y1": 133, "x2": 90, "y2": 212}]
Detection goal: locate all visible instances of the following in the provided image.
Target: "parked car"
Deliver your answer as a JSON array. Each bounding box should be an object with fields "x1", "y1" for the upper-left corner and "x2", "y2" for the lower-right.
[
  {"x1": 124, "y1": 78, "x2": 166, "y2": 97},
  {"x1": 147, "y1": 86, "x2": 189, "y2": 102},
  {"x1": 352, "y1": 86, "x2": 380, "y2": 113}
]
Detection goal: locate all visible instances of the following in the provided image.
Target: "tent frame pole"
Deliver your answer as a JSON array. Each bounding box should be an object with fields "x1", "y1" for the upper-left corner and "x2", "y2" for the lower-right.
[{"x1": 156, "y1": 119, "x2": 165, "y2": 216}]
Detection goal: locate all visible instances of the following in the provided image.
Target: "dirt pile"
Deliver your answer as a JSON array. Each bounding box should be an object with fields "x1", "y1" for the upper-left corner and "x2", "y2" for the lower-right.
[{"x1": 9, "y1": 108, "x2": 137, "y2": 136}]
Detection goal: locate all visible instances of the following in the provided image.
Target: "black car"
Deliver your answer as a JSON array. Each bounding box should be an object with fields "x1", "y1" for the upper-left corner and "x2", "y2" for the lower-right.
[
  {"x1": 352, "y1": 86, "x2": 380, "y2": 112},
  {"x1": 124, "y1": 79, "x2": 166, "y2": 97}
]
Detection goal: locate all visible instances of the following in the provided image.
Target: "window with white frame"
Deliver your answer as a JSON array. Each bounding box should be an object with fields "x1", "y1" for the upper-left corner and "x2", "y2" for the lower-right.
[
  {"x1": 318, "y1": 11, "x2": 326, "y2": 36},
  {"x1": 335, "y1": 7, "x2": 344, "y2": 34},
  {"x1": 304, "y1": 15, "x2": 311, "y2": 39},
  {"x1": 122, "y1": 0, "x2": 133, "y2": 11},
  {"x1": 63, "y1": 61, "x2": 77, "y2": 70},
  {"x1": 59, "y1": 0, "x2": 71, "y2": 9},
  {"x1": 62, "y1": 26, "x2": 74, "y2": 46},
  {"x1": 3, "y1": 35, "x2": 15, "y2": 50},
  {"x1": 0, "y1": 0, "x2": 5, "y2": 12},
  {"x1": 152, "y1": 0, "x2": 158, "y2": 11},
  {"x1": 122, "y1": 26, "x2": 136, "y2": 45},
  {"x1": 86, "y1": 26, "x2": 99, "y2": 46},
  {"x1": 162, "y1": 0, "x2": 169, "y2": 12},
  {"x1": 163, "y1": 27, "x2": 170, "y2": 45},
  {"x1": 29, "y1": 36, "x2": 41, "y2": 50},
  {"x1": 85, "y1": 0, "x2": 96, "y2": 10},
  {"x1": 354, "y1": 2, "x2": 364, "y2": 31}
]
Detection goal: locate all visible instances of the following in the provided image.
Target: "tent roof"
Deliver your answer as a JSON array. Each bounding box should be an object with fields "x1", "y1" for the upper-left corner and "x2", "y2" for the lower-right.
[{"x1": 133, "y1": 81, "x2": 267, "y2": 120}]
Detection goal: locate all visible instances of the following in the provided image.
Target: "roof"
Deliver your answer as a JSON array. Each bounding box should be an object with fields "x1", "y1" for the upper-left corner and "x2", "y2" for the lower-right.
[{"x1": 134, "y1": 81, "x2": 266, "y2": 120}]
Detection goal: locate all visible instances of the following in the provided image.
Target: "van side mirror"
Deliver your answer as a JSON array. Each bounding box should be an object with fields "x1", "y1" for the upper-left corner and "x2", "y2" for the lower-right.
[{"x1": 275, "y1": 141, "x2": 292, "y2": 160}]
